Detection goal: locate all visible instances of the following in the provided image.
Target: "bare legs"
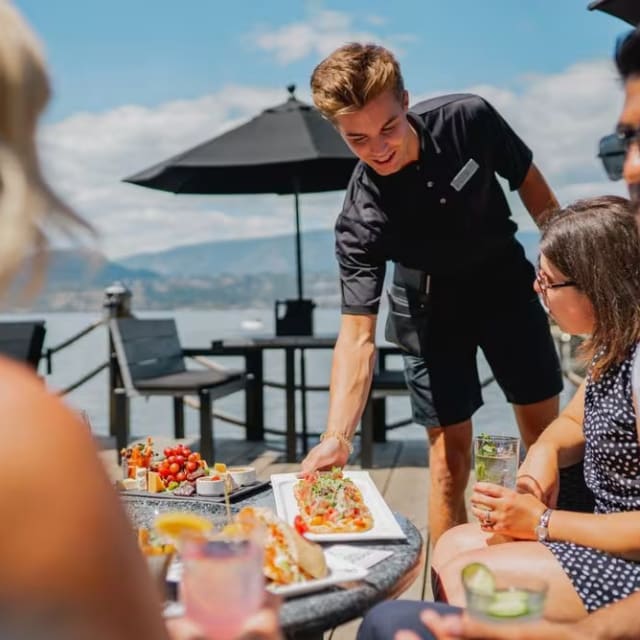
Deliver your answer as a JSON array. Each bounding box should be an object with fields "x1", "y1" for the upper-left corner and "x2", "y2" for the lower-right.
[
  {"x1": 432, "y1": 532, "x2": 586, "y2": 622},
  {"x1": 427, "y1": 420, "x2": 473, "y2": 544},
  {"x1": 514, "y1": 395, "x2": 559, "y2": 448}
]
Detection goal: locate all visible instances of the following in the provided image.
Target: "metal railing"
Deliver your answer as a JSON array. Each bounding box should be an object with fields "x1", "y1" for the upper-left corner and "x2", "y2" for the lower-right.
[{"x1": 37, "y1": 283, "x2": 583, "y2": 450}]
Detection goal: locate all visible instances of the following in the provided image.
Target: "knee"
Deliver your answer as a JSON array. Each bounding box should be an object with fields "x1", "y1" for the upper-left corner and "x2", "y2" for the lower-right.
[
  {"x1": 434, "y1": 555, "x2": 469, "y2": 606},
  {"x1": 357, "y1": 601, "x2": 463, "y2": 640},
  {"x1": 431, "y1": 524, "x2": 480, "y2": 572},
  {"x1": 357, "y1": 601, "x2": 417, "y2": 640}
]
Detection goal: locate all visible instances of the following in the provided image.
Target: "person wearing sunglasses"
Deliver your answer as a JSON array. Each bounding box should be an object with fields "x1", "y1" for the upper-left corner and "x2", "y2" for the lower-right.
[{"x1": 599, "y1": 28, "x2": 640, "y2": 205}]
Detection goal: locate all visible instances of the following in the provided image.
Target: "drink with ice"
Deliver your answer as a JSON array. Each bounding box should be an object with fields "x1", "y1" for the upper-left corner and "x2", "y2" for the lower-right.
[
  {"x1": 462, "y1": 563, "x2": 547, "y2": 623},
  {"x1": 474, "y1": 435, "x2": 520, "y2": 489},
  {"x1": 181, "y1": 526, "x2": 264, "y2": 640}
]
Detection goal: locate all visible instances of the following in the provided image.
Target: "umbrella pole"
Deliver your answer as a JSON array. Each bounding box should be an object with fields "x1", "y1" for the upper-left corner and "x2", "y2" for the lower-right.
[
  {"x1": 294, "y1": 188, "x2": 303, "y2": 300},
  {"x1": 293, "y1": 183, "x2": 309, "y2": 452}
]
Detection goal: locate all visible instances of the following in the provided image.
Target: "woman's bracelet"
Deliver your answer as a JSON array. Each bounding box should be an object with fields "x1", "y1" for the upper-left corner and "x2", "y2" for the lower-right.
[{"x1": 320, "y1": 431, "x2": 354, "y2": 454}]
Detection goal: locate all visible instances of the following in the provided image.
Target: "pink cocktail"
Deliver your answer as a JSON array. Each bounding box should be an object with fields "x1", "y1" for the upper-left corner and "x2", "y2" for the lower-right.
[{"x1": 180, "y1": 525, "x2": 264, "y2": 640}]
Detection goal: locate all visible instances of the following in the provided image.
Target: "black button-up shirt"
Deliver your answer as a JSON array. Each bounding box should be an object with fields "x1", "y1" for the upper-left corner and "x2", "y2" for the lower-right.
[{"x1": 336, "y1": 93, "x2": 533, "y2": 315}]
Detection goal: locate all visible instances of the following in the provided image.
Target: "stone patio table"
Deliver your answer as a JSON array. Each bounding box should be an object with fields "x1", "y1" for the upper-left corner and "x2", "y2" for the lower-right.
[{"x1": 122, "y1": 487, "x2": 424, "y2": 640}]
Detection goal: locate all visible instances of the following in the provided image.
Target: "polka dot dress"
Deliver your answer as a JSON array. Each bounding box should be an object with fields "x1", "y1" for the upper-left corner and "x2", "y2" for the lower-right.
[{"x1": 543, "y1": 343, "x2": 640, "y2": 612}]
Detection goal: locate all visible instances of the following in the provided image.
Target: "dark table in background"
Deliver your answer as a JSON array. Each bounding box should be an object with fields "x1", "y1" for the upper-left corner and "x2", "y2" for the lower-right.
[
  {"x1": 209, "y1": 335, "x2": 338, "y2": 461},
  {"x1": 206, "y1": 336, "x2": 405, "y2": 463}
]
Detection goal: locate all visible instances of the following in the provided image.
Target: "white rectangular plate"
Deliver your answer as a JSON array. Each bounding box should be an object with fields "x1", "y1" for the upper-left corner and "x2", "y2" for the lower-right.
[
  {"x1": 165, "y1": 551, "x2": 368, "y2": 601},
  {"x1": 271, "y1": 470, "x2": 406, "y2": 542},
  {"x1": 267, "y1": 552, "x2": 368, "y2": 598}
]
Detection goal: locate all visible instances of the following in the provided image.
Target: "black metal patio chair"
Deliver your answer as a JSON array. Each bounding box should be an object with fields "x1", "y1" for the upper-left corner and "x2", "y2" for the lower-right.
[
  {"x1": 109, "y1": 317, "x2": 245, "y2": 463},
  {"x1": 0, "y1": 320, "x2": 46, "y2": 371}
]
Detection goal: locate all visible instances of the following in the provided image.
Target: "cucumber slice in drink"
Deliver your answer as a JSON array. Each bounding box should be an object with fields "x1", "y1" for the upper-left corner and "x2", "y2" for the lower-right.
[
  {"x1": 461, "y1": 562, "x2": 495, "y2": 596},
  {"x1": 487, "y1": 590, "x2": 529, "y2": 618}
]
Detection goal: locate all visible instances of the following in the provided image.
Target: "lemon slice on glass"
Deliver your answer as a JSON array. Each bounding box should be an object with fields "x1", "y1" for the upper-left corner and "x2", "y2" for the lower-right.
[
  {"x1": 461, "y1": 562, "x2": 496, "y2": 596},
  {"x1": 153, "y1": 512, "x2": 213, "y2": 540},
  {"x1": 487, "y1": 589, "x2": 529, "y2": 618}
]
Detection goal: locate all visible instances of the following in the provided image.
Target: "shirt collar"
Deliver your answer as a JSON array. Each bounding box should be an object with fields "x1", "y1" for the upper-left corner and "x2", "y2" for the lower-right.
[{"x1": 407, "y1": 110, "x2": 441, "y2": 159}]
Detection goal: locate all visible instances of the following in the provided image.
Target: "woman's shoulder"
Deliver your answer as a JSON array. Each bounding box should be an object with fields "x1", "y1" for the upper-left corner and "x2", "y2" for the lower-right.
[{"x1": 0, "y1": 356, "x2": 85, "y2": 442}]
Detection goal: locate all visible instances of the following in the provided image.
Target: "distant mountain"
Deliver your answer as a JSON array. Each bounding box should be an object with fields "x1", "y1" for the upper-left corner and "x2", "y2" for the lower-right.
[
  {"x1": 120, "y1": 229, "x2": 338, "y2": 277},
  {"x1": 43, "y1": 249, "x2": 158, "y2": 286},
  {"x1": 120, "y1": 228, "x2": 541, "y2": 277},
  {"x1": 4, "y1": 229, "x2": 541, "y2": 312}
]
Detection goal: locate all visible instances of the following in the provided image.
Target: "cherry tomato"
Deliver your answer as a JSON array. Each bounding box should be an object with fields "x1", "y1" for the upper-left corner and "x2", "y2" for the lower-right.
[
  {"x1": 186, "y1": 461, "x2": 198, "y2": 472},
  {"x1": 175, "y1": 455, "x2": 185, "y2": 465},
  {"x1": 183, "y1": 448, "x2": 192, "y2": 456},
  {"x1": 188, "y1": 452, "x2": 199, "y2": 462},
  {"x1": 176, "y1": 471, "x2": 186, "y2": 482},
  {"x1": 169, "y1": 462, "x2": 180, "y2": 475},
  {"x1": 166, "y1": 475, "x2": 176, "y2": 483},
  {"x1": 294, "y1": 515, "x2": 309, "y2": 535},
  {"x1": 163, "y1": 448, "x2": 172, "y2": 457}
]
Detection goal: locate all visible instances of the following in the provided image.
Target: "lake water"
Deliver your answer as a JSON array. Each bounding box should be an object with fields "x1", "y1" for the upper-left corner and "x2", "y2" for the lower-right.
[{"x1": 1, "y1": 308, "x2": 575, "y2": 449}]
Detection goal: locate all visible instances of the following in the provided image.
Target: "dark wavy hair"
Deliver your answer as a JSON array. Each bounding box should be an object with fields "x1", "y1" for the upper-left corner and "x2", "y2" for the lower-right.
[
  {"x1": 615, "y1": 28, "x2": 640, "y2": 80},
  {"x1": 539, "y1": 196, "x2": 640, "y2": 379}
]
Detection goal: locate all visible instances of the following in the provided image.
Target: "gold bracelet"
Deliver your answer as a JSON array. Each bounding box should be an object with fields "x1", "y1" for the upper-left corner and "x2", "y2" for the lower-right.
[{"x1": 320, "y1": 431, "x2": 354, "y2": 454}]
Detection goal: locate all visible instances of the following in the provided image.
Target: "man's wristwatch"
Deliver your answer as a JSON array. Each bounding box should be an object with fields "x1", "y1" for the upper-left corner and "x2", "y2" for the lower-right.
[{"x1": 535, "y1": 508, "x2": 553, "y2": 542}]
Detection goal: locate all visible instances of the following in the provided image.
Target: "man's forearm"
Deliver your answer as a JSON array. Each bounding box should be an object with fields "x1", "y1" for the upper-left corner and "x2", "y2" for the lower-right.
[
  {"x1": 325, "y1": 334, "x2": 376, "y2": 440},
  {"x1": 572, "y1": 591, "x2": 640, "y2": 640},
  {"x1": 518, "y1": 163, "x2": 559, "y2": 227}
]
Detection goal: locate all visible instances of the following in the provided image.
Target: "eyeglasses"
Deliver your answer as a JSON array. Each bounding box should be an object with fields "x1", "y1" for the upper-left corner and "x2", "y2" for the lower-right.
[{"x1": 535, "y1": 269, "x2": 576, "y2": 294}]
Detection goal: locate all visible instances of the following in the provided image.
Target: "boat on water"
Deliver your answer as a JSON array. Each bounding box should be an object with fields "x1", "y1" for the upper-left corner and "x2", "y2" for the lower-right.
[{"x1": 241, "y1": 318, "x2": 264, "y2": 331}]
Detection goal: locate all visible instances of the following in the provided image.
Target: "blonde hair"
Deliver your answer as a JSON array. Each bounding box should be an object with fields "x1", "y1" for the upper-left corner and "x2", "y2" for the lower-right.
[
  {"x1": 310, "y1": 43, "x2": 404, "y2": 120},
  {"x1": 0, "y1": 1, "x2": 89, "y2": 291}
]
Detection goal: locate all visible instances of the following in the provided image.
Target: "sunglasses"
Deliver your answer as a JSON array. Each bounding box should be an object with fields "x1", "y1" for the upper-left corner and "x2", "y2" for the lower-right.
[{"x1": 598, "y1": 132, "x2": 626, "y2": 181}]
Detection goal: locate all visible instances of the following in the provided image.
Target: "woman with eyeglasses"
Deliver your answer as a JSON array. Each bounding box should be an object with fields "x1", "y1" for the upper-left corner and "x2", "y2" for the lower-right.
[{"x1": 425, "y1": 195, "x2": 640, "y2": 622}]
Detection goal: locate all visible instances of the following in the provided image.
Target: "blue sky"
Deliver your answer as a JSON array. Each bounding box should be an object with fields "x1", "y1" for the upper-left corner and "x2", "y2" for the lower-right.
[{"x1": 13, "y1": 0, "x2": 632, "y2": 257}]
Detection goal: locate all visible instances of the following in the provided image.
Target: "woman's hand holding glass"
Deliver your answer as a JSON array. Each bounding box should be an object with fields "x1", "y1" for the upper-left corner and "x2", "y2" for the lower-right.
[{"x1": 470, "y1": 482, "x2": 546, "y2": 539}]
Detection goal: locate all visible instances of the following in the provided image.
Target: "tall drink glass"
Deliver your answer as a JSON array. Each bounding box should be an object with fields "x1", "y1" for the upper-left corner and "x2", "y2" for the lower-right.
[
  {"x1": 180, "y1": 518, "x2": 264, "y2": 640},
  {"x1": 473, "y1": 435, "x2": 520, "y2": 488}
]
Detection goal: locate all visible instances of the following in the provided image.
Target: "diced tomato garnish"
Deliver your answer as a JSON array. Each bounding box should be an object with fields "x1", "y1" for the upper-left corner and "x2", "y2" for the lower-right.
[{"x1": 294, "y1": 515, "x2": 309, "y2": 535}]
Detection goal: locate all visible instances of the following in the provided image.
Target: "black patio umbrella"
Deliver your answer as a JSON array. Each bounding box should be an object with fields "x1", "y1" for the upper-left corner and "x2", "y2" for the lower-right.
[
  {"x1": 124, "y1": 85, "x2": 358, "y2": 300},
  {"x1": 588, "y1": 0, "x2": 640, "y2": 25}
]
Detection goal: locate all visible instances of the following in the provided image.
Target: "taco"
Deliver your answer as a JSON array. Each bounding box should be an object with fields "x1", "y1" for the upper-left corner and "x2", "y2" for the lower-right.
[{"x1": 236, "y1": 506, "x2": 327, "y2": 585}]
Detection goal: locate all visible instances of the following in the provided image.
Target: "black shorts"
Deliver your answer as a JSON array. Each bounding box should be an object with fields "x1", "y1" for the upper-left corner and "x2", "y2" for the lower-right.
[{"x1": 401, "y1": 262, "x2": 563, "y2": 428}]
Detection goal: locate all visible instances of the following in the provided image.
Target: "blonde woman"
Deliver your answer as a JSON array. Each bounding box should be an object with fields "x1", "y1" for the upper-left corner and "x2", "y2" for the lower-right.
[{"x1": 0, "y1": 3, "x2": 279, "y2": 639}]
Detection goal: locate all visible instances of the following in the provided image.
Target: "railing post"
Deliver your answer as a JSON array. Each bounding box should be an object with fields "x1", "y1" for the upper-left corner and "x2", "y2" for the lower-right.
[{"x1": 103, "y1": 282, "x2": 132, "y2": 452}]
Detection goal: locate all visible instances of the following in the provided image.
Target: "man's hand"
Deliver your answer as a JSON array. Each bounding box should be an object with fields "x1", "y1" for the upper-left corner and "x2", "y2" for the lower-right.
[
  {"x1": 396, "y1": 608, "x2": 577, "y2": 640},
  {"x1": 300, "y1": 437, "x2": 350, "y2": 474}
]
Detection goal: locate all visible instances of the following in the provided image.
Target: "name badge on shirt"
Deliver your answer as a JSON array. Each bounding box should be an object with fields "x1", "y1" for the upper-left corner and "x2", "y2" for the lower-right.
[{"x1": 450, "y1": 158, "x2": 479, "y2": 192}]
